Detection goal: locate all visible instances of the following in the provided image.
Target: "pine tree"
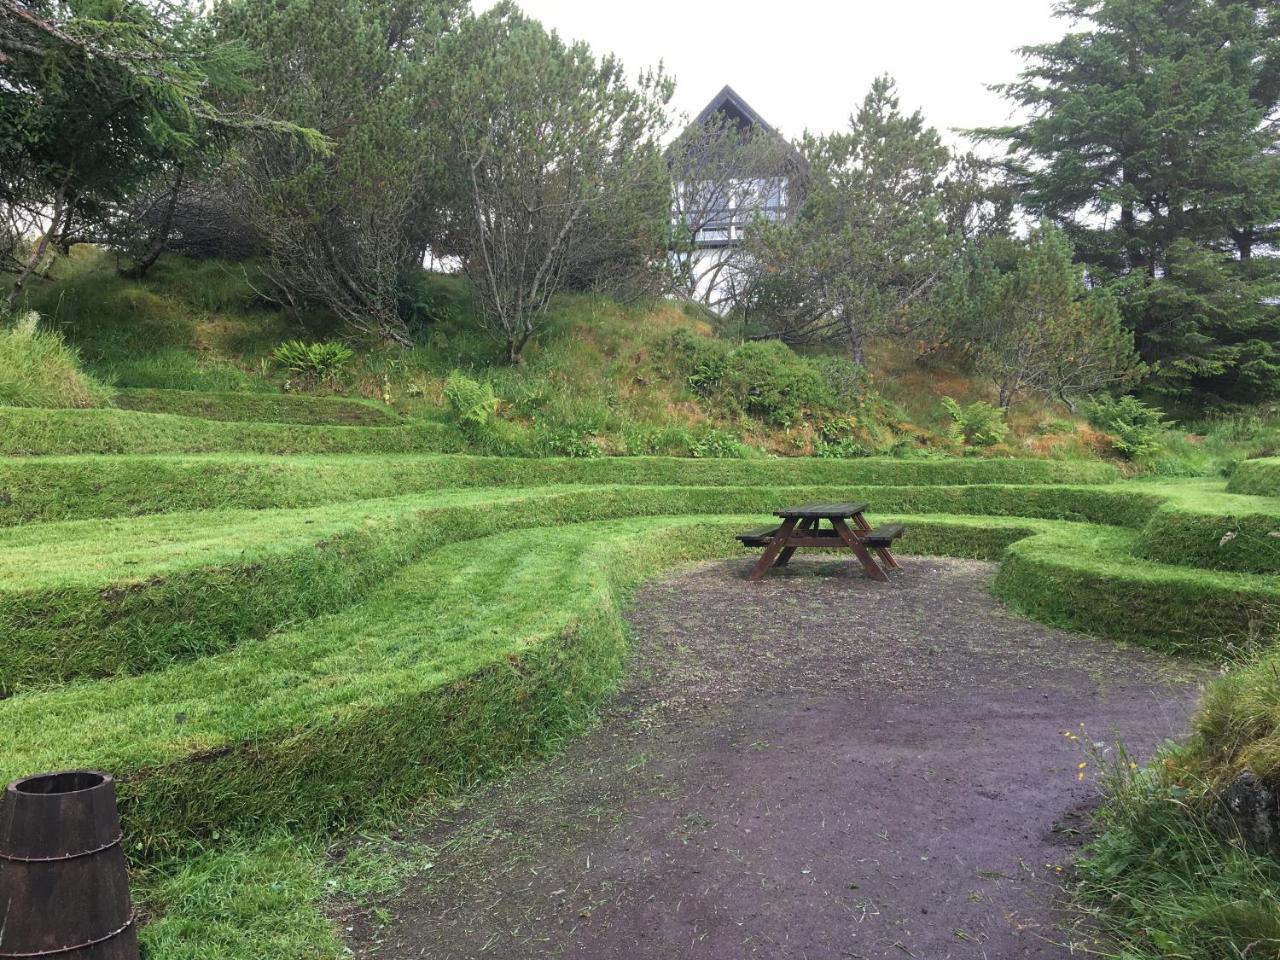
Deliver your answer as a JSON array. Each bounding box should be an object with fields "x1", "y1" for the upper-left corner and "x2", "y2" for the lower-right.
[{"x1": 983, "y1": 0, "x2": 1280, "y2": 407}]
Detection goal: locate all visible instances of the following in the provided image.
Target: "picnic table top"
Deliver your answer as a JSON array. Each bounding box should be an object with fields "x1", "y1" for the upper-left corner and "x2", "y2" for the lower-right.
[{"x1": 775, "y1": 501, "x2": 870, "y2": 519}]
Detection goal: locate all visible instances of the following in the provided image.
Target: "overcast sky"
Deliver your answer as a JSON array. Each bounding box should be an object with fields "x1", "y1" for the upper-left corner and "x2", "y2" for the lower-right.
[{"x1": 476, "y1": 1, "x2": 1068, "y2": 151}]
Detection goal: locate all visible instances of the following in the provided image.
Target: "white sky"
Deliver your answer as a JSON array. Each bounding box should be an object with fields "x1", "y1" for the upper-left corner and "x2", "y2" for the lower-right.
[{"x1": 477, "y1": 0, "x2": 1068, "y2": 151}]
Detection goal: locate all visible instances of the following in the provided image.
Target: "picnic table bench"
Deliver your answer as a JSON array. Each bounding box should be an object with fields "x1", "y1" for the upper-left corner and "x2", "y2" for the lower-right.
[{"x1": 737, "y1": 501, "x2": 904, "y2": 582}]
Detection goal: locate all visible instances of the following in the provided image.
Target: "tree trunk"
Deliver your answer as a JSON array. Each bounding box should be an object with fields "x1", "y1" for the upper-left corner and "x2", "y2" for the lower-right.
[
  {"x1": 6, "y1": 176, "x2": 68, "y2": 313},
  {"x1": 120, "y1": 166, "x2": 184, "y2": 280},
  {"x1": 841, "y1": 309, "x2": 865, "y2": 365}
]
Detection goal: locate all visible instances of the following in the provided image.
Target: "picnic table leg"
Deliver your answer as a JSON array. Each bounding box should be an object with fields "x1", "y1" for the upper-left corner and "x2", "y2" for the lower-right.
[
  {"x1": 748, "y1": 517, "x2": 799, "y2": 581},
  {"x1": 832, "y1": 518, "x2": 890, "y2": 582},
  {"x1": 776, "y1": 518, "x2": 813, "y2": 567},
  {"x1": 851, "y1": 512, "x2": 901, "y2": 571}
]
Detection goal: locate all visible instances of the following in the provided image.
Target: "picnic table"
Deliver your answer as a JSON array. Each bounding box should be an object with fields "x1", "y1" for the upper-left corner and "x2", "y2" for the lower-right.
[{"x1": 736, "y1": 501, "x2": 904, "y2": 582}]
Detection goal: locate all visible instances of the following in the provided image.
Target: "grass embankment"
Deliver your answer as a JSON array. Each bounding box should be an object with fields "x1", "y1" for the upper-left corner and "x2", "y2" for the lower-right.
[
  {"x1": 0, "y1": 406, "x2": 458, "y2": 456},
  {"x1": 1227, "y1": 456, "x2": 1280, "y2": 497},
  {"x1": 0, "y1": 398, "x2": 1276, "y2": 960},
  {"x1": 0, "y1": 451, "x2": 1120, "y2": 524},
  {"x1": 5, "y1": 480, "x2": 1280, "y2": 852},
  {"x1": 0, "y1": 478, "x2": 1138, "y2": 692},
  {"x1": 113, "y1": 388, "x2": 400, "y2": 425},
  {"x1": 0, "y1": 517, "x2": 747, "y2": 853}
]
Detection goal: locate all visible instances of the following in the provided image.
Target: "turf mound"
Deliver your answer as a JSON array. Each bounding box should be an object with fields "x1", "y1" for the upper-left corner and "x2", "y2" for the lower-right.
[
  {"x1": 1228, "y1": 457, "x2": 1280, "y2": 497},
  {"x1": 0, "y1": 452, "x2": 1121, "y2": 525},
  {"x1": 0, "y1": 406, "x2": 456, "y2": 456},
  {"x1": 113, "y1": 388, "x2": 400, "y2": 426}
]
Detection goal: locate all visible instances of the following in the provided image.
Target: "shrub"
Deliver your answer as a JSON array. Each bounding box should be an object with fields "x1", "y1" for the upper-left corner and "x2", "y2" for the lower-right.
[
  {"x1": 717, "y1": 340, "x2": 838, "y2": 426},
  {"x1": 396, "y1": 271, "x2": 462, "y2": 331},
  {"x1": 535, "y1": 427, "x2": 602, "y2": 458},
  {"x1": 808, "y1": 354, "x2": 872, "y2": 408},
  {"x1": 271, "y1": 340, "x2": 354, "y2": 382},
  {"x1": 0, "y1": 312, "x2": 111, "y2": 408},
  {"x1": 1084, "y1": 394, "x2": 1168, "y2": 459},
  {"x1": 689, "y1": 429, "x2": 748, "y2": 459},
  {"x1": 443, "y1": 372, "x2": 499, "y2": 429},
  {"x1": 668, "y1": 329, "x2": 730, "y2": 395},
  {"x1": 941, "y1": 397, "x2": 1009, "y2": 447}
]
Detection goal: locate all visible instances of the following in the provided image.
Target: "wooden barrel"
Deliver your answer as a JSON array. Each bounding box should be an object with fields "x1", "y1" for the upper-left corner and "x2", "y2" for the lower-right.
[{"x1": 0, "y1": 771, "x2": 139, "y2": 960}]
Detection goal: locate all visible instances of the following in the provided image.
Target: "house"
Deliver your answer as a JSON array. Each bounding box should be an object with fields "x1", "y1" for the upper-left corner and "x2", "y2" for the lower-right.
[{"x1": 668, "y1": 85, "x2": 802, "y2": 309}]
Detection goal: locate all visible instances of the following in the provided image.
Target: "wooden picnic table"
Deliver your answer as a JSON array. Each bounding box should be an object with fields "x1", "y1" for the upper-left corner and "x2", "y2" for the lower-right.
[{"x1": 736, "y1": 501, "x2": 904, "y2": 582}]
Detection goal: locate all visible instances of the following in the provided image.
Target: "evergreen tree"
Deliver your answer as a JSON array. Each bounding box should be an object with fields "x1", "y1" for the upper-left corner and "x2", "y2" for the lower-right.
[
  {"x1": 984, "y1": 0, "x2": 1280, "y2": 406},
  {"x1": 214, "y1": 0, "x2": 464, "y2": 344},
  {"x1": 0, "y1": 0, "x2": 310, "y2": 310},
  {"x1": 975, "y1": 222, "x2": 1143, "y2": 407},
  {"x1": 748, "y1": 76, "x2": 954, "y2": 361}
]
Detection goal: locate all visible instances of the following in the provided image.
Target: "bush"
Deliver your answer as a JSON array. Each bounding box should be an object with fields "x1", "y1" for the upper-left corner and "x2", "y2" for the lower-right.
[
  {"x1": 396, "y1": 271, "x2": 462, "y2": 331},
  {"x1": 0, "y1": 312, "x2": 111, "y2": 408},
  {"x1": 808, "y1": 354, "x2": 871, "y2": 408},
  {"x1": 689, "y1": 429, "x2": 748, "y2": 459},
  {"x1": 443, "y1": 372, "x2": 498, "y2": 429},
  {"x1": 1084, "y1": 394, "x2": 1168, "y2": 459},
  {"x1": 271, "y1": 340, "x2": 354, "y2": 382},
  {"x1": 668, "y1": 329, "x2": 730, "y2": 395},
  {"x1": 717, "y1": 340, "x2": 838, "y2": 426},
  {"x1": 941, "y1": 397, "x2": 1008, "y2": 447}
]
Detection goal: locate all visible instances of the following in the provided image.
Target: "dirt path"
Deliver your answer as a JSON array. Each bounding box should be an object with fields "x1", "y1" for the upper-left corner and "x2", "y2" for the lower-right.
[{"x1": 343, "y1": 557, "x2": 1205, "y2": 960}]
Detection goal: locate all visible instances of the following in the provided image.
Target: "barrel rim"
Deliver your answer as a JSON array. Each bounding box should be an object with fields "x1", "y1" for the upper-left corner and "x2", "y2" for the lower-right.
[{"x1": 6, "y1": 769, "x2": 112, "y2": 797}]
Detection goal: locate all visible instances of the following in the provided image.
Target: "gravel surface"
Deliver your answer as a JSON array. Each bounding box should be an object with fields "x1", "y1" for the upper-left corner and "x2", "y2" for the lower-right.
[{"x1": 342, "y1": 556, "x2": 1206, "y2": 960}]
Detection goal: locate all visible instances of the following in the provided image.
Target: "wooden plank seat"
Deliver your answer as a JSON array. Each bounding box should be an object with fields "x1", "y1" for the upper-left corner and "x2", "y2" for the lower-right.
[
  {"x1": 860, "y1": 522, "x2": 906, "y2": 548},
  {"x1": 736, "y1": 525, "x2": 781, "y2": 547}
]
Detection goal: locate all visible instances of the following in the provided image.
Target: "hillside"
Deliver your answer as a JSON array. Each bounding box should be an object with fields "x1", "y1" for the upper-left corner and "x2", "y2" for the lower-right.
[{"x1": 10, "y1": 247, "x2": 1276, "y2": 475}]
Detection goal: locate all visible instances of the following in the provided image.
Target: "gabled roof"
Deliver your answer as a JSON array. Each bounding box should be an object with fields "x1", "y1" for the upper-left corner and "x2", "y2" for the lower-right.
[
  {"x1": 690, "y1": 85, "x2": 781, "y2": 139},
  {"x1": 673, "y1": 84, "x2": 805, "y2": 170}
]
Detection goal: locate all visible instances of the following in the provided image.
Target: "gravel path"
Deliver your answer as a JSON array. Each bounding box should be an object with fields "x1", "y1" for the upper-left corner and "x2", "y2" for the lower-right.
[{"x1": 343, "y1": 556, "x2": 1206, "y2": 960}]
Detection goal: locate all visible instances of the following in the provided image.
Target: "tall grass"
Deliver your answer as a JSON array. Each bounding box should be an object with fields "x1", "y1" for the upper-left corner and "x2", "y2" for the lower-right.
[
  {"x1": 0, "y1": 312, "x2": 111, "y2": 408},
  {"x1": 1077, "y1": 743, "x2": 1280, "y2": 959}
]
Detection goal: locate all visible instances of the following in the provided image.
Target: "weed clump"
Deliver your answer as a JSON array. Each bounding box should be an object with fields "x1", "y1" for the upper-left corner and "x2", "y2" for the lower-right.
[{"x1": 0, "y1": 311, "x2": 111, "y2": 408}]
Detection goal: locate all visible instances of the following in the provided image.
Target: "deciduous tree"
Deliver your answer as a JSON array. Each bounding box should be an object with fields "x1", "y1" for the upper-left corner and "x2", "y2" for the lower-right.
[{"x1": 428, "y1": 3, "x2": 671, "y2": 362}]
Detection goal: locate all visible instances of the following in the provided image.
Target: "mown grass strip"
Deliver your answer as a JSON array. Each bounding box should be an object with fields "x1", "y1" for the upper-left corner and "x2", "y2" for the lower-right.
[
  {"x1": 0, "y1": 517, "x2": 749, "y2": 854},
  {"x1": 1227, "y1": 456, "x2": 1280, "y2": 497},
  {"x1": 994, "y1": 524, "x2": 1280, "y2": 651},
  {"x1": 0, "y1": 452, "x2": 1121, "y2": 525},
  {"x1": 0, "y1": 481, "x2": 1155, "y2": 693},
  {"x1": 0, "y1": 406, "x2": 462, "y2": 456},
  {"x1": 113, "y1": 388, "x2": 400, "y2": 426}
]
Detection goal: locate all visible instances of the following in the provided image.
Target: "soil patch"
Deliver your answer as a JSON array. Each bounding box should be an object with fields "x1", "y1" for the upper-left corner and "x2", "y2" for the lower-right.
[{"x1": 341, "y1": 557, "x2": 1206, "y2": 959}]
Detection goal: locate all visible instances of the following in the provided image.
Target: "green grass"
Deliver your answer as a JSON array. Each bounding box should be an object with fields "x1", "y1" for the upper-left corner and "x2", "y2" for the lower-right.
[
  {"x1": 137, "y1": 834, "x2": 340, "y2": 960},
  {"x1": 0, "y1": 482, "x2": 1125, "y2": 691},
  {"x1": 113, "y1": 388, "x2": 399, "y2": 425},
  {"x1": 1075, "y1": 750, "x2": 1280, "y2": 960},
  {"x1": 0, "y1": 407, "x2": 460, "y2": 456},
  {"x1": 0, "y1": 516, "x2": 744, "y2": 853},
  {"x1": 1131, "y1": 480, "x2": 1280, "y2": 574},
  {"x1": 0, "y1": 450, "x2": 1121, "y2": 525},
  {"x1": 1227, "y1": 457, "x2": 1280, "y2": 497},
  {"x1": 0, "y1": 316, "x2": 112, "y2": 408}
]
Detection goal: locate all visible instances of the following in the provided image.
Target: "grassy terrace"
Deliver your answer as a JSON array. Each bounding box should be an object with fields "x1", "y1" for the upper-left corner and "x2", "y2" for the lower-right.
[{"x1": 0, "y1": 397, "x2": 1277, "y2": 958}]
